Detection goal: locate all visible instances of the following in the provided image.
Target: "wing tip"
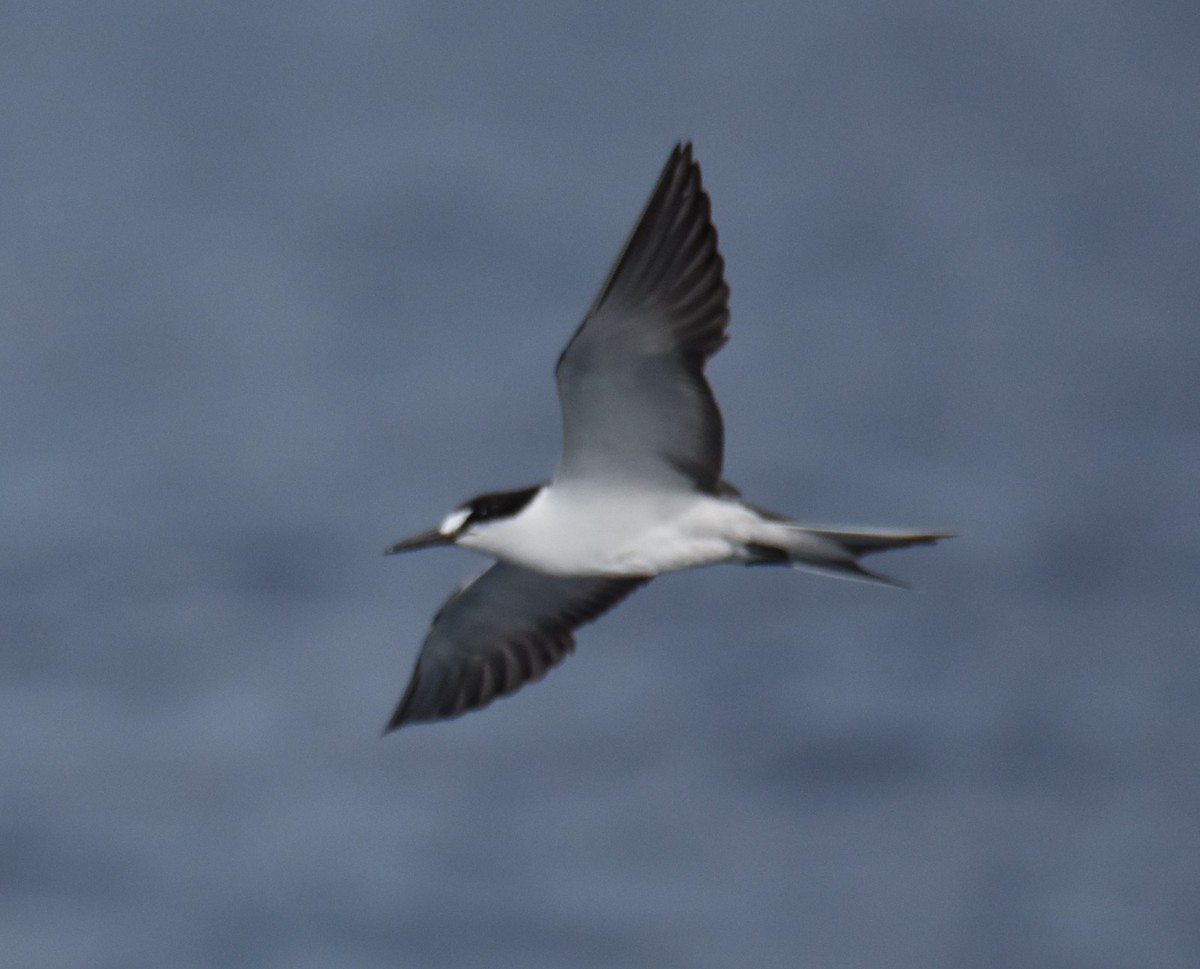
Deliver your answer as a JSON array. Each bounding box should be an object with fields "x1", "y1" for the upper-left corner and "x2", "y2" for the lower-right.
[{"x1": 382, "y1": 678, "x2": 421, "y2": 733}]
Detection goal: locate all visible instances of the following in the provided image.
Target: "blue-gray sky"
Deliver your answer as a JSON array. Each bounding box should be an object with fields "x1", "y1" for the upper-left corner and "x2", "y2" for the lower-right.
[{"x1": 4, "y1": 2, "x2": 1198, "y2": 967}]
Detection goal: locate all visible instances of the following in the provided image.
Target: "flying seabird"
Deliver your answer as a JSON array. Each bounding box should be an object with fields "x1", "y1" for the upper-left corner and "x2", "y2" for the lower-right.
[{"x1": 384, "y1": 142, "x2": 948, "y2": 730}]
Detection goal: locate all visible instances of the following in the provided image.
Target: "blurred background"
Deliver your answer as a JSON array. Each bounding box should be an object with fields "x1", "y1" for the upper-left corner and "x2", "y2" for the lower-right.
[{"x1": 4, "y1": 2, "x2": 1197, "y2": 967}]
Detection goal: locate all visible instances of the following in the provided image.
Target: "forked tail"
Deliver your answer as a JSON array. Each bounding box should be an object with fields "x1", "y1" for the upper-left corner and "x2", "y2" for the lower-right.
[{"x1": 748, "y1": 527, "x2": 952, "y2": 588}]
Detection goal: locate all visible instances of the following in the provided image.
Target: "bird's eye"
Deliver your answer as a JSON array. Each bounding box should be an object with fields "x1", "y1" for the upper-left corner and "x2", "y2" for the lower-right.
[{"x1": 438, "y1": 507, "x2": 472, "y2": 535}]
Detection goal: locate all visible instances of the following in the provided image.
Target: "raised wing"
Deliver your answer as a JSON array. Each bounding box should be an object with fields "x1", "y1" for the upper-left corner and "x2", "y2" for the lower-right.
[
  {"x1": 386, "y1": 562, "x2": 648, "y2": 729},
  {"x1": 555, "y1": 142, "x2": 731, "y2": 494}
]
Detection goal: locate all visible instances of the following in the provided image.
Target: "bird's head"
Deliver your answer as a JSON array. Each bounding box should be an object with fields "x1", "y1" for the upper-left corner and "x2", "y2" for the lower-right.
[{"x1": 385, "y1": 484, "x2": 542, "y2": 555}]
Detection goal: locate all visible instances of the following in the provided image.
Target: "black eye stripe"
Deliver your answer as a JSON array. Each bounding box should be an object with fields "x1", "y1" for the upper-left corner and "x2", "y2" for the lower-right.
[{"x1": 466, "y1": 484, "x2": 542, "y2": 525}]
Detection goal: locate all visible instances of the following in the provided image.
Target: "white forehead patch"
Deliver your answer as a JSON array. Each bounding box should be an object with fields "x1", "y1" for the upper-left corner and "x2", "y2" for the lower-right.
[{"x1": 438, "y1": 507, "x2": 472, "y2": 535}]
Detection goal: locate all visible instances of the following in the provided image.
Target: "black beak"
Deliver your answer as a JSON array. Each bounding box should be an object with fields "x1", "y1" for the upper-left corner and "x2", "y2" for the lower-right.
[{"x1": 385, "y1": 527, "x2": 453, "y2": 555}]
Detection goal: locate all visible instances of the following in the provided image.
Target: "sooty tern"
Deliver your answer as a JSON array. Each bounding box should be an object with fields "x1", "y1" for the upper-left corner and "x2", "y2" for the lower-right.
[{"x1": 385, "y1": 142, "x2": 948, "y2": 730}]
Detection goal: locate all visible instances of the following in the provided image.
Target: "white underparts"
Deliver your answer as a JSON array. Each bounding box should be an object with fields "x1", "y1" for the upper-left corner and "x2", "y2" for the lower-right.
[{"x1": 456, "y1": 486, "x2": 799, "y2": 577}]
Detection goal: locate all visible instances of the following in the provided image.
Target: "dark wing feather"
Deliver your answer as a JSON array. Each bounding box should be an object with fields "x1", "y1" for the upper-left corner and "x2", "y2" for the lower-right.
[
  {"x1": 555, "y1": 142, "x2": 731, "y2": 493},
  {"x1": 386, "y1": 563, "x2": 649, "y2": 730}
]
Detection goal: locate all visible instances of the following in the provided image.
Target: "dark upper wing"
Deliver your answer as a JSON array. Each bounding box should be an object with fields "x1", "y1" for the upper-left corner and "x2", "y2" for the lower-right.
[
  {"x1": 386, "y1": 562, "x2": 649, "y2": 730},
  {"x1": 554, "y1": 142, "x2": 731, "y2": 494}
]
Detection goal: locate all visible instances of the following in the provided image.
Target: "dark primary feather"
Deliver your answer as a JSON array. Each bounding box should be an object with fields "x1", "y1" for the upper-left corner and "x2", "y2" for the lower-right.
[
  {"x1": 386, "y1": 563, "x2": 648, "y2": 730},
  {"x1": 555, "y1": 142, "x2": 731, "y2": 494}
]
